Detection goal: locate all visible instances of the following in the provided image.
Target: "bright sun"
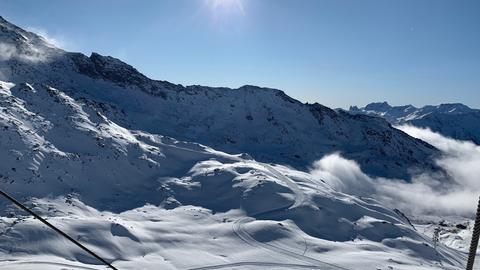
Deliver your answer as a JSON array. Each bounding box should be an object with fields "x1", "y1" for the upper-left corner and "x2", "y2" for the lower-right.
[{"x1": 209, "y1": 0, "x2": 245, "y2": 14}]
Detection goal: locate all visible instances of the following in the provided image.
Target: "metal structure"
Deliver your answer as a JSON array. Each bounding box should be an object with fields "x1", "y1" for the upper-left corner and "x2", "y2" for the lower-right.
[
  {"x1": 0, "y1": 189, "x2": 118, "y2": 270},
  {"x1": 467, "y1": 196, "x2": 480, "y2": 270}
]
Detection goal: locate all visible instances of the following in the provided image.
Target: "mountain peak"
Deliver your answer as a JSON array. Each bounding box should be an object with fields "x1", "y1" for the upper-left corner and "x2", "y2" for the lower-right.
[
  {"x1": 89, "y1": 52, "x2": 141, "y2": 75},
  {"x1": 0, "y1": 15, "x2": 32, "y2": 39},
  {"x1": 436, "y1": 103, "x2": 472, "y2": 111},
  {"x1": 364, "y1": 101, "x2": 392, "y2": 112},
  {"x1": 0, "y1": 15, "x2": 63, "y2": 68},
  {"x1": 0, "y1": 15, "x2": 13, "y2": 25},
  {"x1": 0, "y1": 15, "x2": 25, "y2": 38}
]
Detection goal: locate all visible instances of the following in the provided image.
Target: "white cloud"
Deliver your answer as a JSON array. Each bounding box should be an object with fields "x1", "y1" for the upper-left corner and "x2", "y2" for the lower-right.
[
  {"x1": 397, "y1": 125, "x2": 480, "y2": 190},
  {"x1": 0, "y1": 42, "x2": 49, "y2": 63},
  {"x1": 309, "y1": 153, "x2": 375, "y2": 195},
  {"x1": 309, "y1": 125, "x2": 480, "y2": 217},
  {"x1": 0, "y1": 42, "x2": 17, "y2": 61}
]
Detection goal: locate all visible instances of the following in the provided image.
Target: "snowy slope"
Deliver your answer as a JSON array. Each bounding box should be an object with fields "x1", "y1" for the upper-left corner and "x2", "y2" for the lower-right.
[
  {"x1": 349, "y1": 102, "x2": 480, "y2": 145},
  {"x1": 0, "y1": 16, "x2": 471, "y2": 269},
  {"x1": 0, "y1": 15, "x2": 439, "y2": 180},
  {"x1": 0, "y1": 81, "x2": 468, "y2": 269}
]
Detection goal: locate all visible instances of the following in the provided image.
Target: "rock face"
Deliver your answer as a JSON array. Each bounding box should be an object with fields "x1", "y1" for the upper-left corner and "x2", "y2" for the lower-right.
[
  {"x1": 0, "y1": 16, "x2": 439, "y2": 180},
  {"x1": 349, "y1": 102, "x2": 480, "y2": 144}
]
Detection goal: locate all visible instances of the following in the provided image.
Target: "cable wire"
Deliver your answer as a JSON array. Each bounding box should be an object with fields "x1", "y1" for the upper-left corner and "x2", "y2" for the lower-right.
[{"x1": 0, "y1": 189, "x2": 118, "y2": 270}]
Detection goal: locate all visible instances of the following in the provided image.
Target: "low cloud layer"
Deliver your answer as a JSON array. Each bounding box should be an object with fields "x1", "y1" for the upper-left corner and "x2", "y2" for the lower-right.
[{"x1": 310, "y1": 125, "x2": 480, "y2": 217}]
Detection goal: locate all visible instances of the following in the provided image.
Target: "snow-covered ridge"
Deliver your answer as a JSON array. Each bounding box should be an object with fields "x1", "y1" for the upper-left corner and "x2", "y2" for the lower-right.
[
  {"x1": 349, "y1": 102, "x2": 480, "y2": 144},
  {"x1": 0, "y1": 16, "x2": 440, "y2": 180}
]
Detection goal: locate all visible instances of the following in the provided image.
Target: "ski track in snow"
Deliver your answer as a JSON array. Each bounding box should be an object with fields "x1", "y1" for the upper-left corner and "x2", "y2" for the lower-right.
[
  {"x1": 262, "y1": 164, "x2": 305, "y2": 209},
  {"x1": 185, "y1": 261, "x2": 323, "y2": 270},
  {"x1": 232, "y1": 164, "x2": 350, "y2": 270},
  {"x1": 232, "y1": 218, "x2": 350, "y2": 270}
]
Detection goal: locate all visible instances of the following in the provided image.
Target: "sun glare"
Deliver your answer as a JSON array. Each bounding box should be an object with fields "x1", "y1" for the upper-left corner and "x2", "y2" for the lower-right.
[{"x1": 208, "y1": 0, "x2": 245, "y2": 14}]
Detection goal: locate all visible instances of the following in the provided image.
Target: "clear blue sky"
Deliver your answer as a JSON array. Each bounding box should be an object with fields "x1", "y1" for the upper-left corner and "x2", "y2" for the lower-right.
[{"x1": 1, "y1": 0, "x2": 479, "y2": 108}]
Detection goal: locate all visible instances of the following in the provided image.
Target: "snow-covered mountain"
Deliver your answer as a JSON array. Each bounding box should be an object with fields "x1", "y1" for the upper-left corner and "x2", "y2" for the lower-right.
[
  {"x1": 0, "y1": 80, "x2": 467, "y2": 270},
  {"x1": 0, "y1": 16, "x2": 470, "y2": 269},
  {"x1": 349, "y1": 102, "x2": 480, "y2": 144},
  {"x1": 0, "y1": 16, "x2": 438, "y2": 180}
]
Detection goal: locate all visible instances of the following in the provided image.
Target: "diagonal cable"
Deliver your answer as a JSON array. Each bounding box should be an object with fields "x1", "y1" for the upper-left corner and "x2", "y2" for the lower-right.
[{"x1": 0, "y1": 189, "x2": 118, "y2": 270}]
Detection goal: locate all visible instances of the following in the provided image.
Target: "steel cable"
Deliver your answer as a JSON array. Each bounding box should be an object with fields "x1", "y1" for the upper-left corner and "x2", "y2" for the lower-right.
[{"x1": 0, "y1": 189, "x2": 118, "y2": 270}]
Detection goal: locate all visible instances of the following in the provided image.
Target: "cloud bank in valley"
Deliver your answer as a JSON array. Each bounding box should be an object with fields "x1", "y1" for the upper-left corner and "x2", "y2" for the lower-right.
[{"x1": 310, "y1": 125, "x2": 480, "y2": 217}]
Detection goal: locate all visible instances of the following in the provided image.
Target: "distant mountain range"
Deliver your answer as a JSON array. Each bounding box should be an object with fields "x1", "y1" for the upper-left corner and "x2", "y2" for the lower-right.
[{"x1": 349, "y1": 102, "x2": 480, "y2": 144}]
